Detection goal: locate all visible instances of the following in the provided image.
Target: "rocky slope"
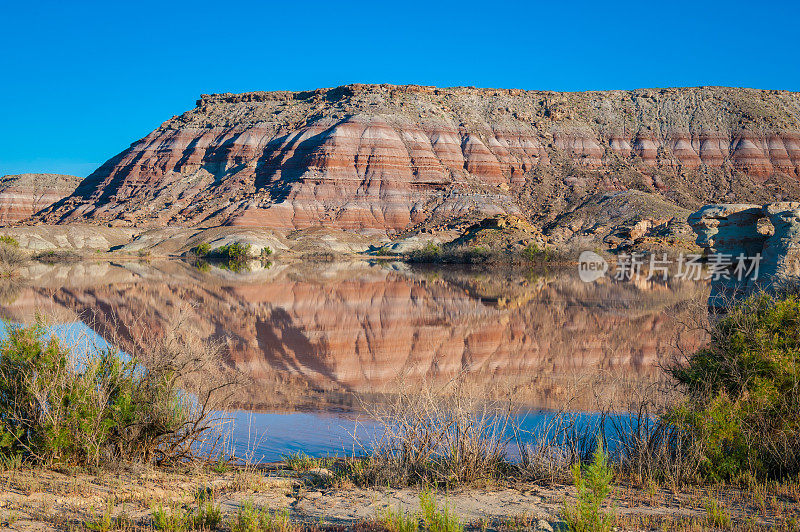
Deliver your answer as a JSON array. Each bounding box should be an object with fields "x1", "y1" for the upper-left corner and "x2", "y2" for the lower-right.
[
  {"x1": 0, "y1": 173, "x2": 81, "y2": 223},
  {"x1": 38, "y1": 85, "x2": 800, "y2": 247}
]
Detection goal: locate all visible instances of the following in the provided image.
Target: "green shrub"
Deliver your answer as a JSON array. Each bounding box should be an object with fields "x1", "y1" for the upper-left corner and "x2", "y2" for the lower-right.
[
  {"x1": 468, "y1": 246, "x2": 491, "y2": 261},
  {"x1": 408, "y1": 242, "x2": 442, "y2": 263},
  {"x1": 85, "y1": 502, "x2": 117, "y2": 532},
  {"x1": 0, "y1": 236, "x2": 19, "y2": 247},
  {"x1": 219, "y1": 242, "x2": 252, "y2": 261},
  {"x1": 283, "y1": 451, "x2": 334, "y2": 472},
  {"x1": 191, "y1": 497, "x2": 222, "y2": 529},
  {"x1": 380, "y1": 504, "x2": 419, "y2": 532},
  {"x1": 231, "y1": 500, "x2": 293, "y2": 532},
  {"x1": 668, "y1": 293, "x2": 800, "y2": 481},
  {"x1": 151, "y1": 495, "x2": 221, "y2": 531},
  {"x1": 152, "y1": 503, "x2": 189, "y2": 531},
  {"x1": 704, "y1": 496, "x2": 732, "y2": 528},
  {"x1": 561, "y1": 436, "x2": 615, "y2": 532},
  {"x1": 193, "y1": 242, "x2": 211, "y2": 256},
  {"x1": 0, "y1": 321, "x2": 217, "y2": 466},
  {"x1": 521, "y1": 244, "x2": 553, "y2": 262},
  {"x1": 216, "y1": 242, "x2": 253, "y2": 272},
  {"x1": 211, "y1": 458, "x2": 232, "y2": 474}
]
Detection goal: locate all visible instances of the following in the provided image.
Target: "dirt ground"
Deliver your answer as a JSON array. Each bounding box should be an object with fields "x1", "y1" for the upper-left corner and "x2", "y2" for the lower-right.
[{"x1": 1, "y1": 463, "x2": 799, "y2": 531}]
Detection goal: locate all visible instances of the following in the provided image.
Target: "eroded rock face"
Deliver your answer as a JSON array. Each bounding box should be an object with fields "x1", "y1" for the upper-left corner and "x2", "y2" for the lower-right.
[
  {"x1": 687, "y1": 204, "x2": 766, "y2": 257},
  {"x1": 38, "y1": 85, "x2": 800, "y2": 232},
  {"x1": 0, "y1": 174, "x2": 82, "y2": 224},
  {"x1": 761, "y1": 202, "x2": 800, "y2": 282},
  {"x1": 689, "y1": 202, "x2": 800, "y2": 300},
  {"x1": 688, "y1": 204, "x2": 767, "y2": 304}
]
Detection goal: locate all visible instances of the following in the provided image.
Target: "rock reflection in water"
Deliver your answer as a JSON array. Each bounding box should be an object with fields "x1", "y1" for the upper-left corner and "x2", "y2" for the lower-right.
[{"x1": 0, "y1": 260, "x2": 708, "y2": 413}]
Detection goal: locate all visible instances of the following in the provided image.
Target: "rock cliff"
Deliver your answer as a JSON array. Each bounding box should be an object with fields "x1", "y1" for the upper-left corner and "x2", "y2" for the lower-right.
[
  {"x1": 39, "y1": 85, "x2": 800, "y2": 238},
  {"x1": 689, "y1": 202, "x2": 800, "y2": 304},
  {"x1": 0, "y1": 174, "x2": 81, "y2": 223}
]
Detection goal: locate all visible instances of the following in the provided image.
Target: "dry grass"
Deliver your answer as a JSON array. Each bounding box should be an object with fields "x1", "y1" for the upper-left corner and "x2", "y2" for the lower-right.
[
  {"x1": 0, "y1": 241, "x2": 26, "y2": 277},
  {"x1": 354, "y1": 377, "x2": 513, "y2": 487}
]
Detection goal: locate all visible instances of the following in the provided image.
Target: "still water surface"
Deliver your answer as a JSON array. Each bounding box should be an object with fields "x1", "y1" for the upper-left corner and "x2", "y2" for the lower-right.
[{"x1": 1, "y1": 259, "x2": 708, "y2": 461}]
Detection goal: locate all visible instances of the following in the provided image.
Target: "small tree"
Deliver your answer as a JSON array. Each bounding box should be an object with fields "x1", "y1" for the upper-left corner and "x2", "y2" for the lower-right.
[{"x1": 562, "y1": 435, "x2": 615, "y2": 532}]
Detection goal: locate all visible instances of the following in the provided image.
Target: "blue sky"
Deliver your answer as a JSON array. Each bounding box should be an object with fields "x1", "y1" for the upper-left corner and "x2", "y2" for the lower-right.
[{"x1": 1, "y1": 0, "x2": 798, "y2": 177}]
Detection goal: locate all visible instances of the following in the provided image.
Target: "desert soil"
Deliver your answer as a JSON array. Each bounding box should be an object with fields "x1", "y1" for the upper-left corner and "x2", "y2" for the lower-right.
[{"x1": 0, "y1": 464, "x2": 797, "y2": 531}]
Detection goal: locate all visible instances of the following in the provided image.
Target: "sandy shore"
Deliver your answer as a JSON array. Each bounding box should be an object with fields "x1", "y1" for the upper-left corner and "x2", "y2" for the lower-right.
[{"x1": 0, "y1": 463, "x2": 797, "y2": 531}]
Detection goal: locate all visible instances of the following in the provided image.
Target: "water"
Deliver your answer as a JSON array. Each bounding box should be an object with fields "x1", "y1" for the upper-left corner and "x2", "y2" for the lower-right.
[
  {"x1": 219, "y1": 409, "x2": 649, "y2": 462},
  {"x1": 0, "y1": 259, "x2": 708, "y2": 461}
]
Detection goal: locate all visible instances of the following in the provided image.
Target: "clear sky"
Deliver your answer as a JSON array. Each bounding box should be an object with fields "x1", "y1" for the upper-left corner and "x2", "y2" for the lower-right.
[{"x1": 1, "y1": 0, "x2": 799, "y2": 177}]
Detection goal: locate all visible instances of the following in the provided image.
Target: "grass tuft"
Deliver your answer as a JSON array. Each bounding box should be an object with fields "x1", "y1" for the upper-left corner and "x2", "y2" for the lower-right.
[
  {"x1": 419, "y1": 488, "x2": 463, "y2": 532},
  {"x1": 704, "y1": 496, "x2": 732, "y2": 529},
  {"x1": 231, "y1": 499, "x2": 294, "y2": 532}
]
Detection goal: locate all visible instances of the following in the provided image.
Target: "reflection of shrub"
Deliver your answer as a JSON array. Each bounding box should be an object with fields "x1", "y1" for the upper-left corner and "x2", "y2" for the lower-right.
[
  {"x1": 33, "y1": 249, "x2": 79, "y2": 264},
  {"x1": 216, "y1": 242, "x2": 253, "y2": 271},
  {"x1": 0, "y1": 321, "x2": 223, "y2": 466},
  {"x1": 668, "y1": 293, "x2": 800, "y2": 481}
]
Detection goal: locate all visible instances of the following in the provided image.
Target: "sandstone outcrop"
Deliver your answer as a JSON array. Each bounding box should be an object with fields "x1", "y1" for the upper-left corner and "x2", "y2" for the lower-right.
[
  {"x1": 688, "y1": 204, "x2": 767, "y2": 257},
  {"x1": 0, "y1": 224, "x2": 136, "y2": 252},
  {"x1": 0, "y1": 174, "x2": 82, "y2": 223},
  {"x1": 760, "y1": 202, "x2": 800, "y2": 281},
  {"x1": 689, "y1": 202, "x2": 800, "y2": 302},
  {"x1": 37, "y1": 86, "x2": 800, "y2": 237}
]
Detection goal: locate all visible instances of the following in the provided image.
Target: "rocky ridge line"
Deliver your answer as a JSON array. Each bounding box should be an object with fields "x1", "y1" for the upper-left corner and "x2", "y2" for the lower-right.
[{"x1": 35, "y1": 85, "x2": 800, "y2": 242}]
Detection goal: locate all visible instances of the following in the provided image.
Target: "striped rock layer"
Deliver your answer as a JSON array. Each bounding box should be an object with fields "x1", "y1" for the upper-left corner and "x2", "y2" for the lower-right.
[
  {"x1": 40, "y1": 85, "x2": 800, "y2": 231},
  {"x1": 0, "y1": 174, "x2": 82, "y2": 224}
]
